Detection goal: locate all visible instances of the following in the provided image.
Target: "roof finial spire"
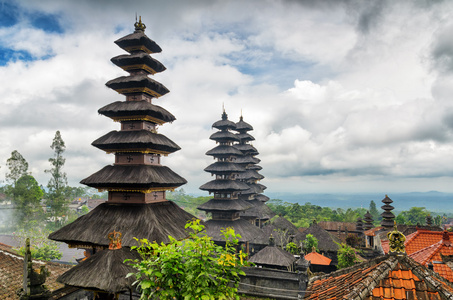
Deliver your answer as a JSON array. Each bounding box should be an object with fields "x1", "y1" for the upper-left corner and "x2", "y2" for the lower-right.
[
  {"x1": 221, "y1": 103, "x2": 228, "y2": 120},
  {"x1": 134, "y1": 15, "x2": 146, "y2": 32}
]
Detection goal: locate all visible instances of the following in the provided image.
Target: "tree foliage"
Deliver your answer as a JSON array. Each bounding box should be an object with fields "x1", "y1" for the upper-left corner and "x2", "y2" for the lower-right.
[
  {"x1": 396, "y1": 207, "x2": 430, "y2": 225},
  {"x1": 337, "y1": 243, "x2": 358, "y2": 269},
  {"x1": 302, "y1": 234, "x2": 318, "y2": 253},
  {"x1": 12, "y1": 175, "x2": 44, "y2": 229},
  {"x1": 14, "y1": 226, "x2": 62, "y2": 261},
  {"x1": 369, "y1": 200, "x2": 381, "y2": 224},
  {"x1": 128, "y1": 219, "x2": 248, "y2": 300},
  {"x1": 6, "y1": 150, "x2": 29, "y2": 186},
  {"x1": 45, "y1": 131, "x2": 69, "y2": 216},
  {"x1": 285, "y1": 242, "x2": 300, "y2": 255}
]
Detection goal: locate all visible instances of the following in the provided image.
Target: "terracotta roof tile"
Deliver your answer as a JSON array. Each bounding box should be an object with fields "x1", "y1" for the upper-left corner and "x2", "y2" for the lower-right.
[
  {"x1": 0, "y1": 248, "x2": 72, "y2": 300},
  {"x1": 305, "y1": 251, "x2": 332, "y2": 266}
]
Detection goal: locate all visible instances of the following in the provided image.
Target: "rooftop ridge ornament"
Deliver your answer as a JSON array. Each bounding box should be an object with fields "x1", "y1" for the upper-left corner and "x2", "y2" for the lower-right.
[
  {"x1": 387, "y1": 222, "x2": 406, "y2": 255},
  {"x1": 108, "y1": 230, "x2": 122, "y2": 250},
  {"x1": 134, "y1": 15, "x2": 146, "y2": 32}
]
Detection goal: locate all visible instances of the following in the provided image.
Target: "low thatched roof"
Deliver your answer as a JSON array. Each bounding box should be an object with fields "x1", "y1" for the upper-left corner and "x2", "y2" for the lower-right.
[
  {"x1": 209, "y1": 131, "x2": 239, "y2": 142},
  {"x1": 235, "y1": 117, "x2": 253, "y2": 131},
  {"x1": 234, "y1": 144, "x2": 258, "y2": 155},
  {"x1": 236, "y1": 133, "x2": 255, "y2": 142},
  {"x1": 237, "y1": 169, "x2": 264, "y2": 181},
  {"x1": 235, "y1": 156, "x2": 260, "y2": 164},
  {"x1": 114, "y1": 31, "x2": 162, "y2": 54},
  {"x1": 57, "y1": 247, "x2": 140, "y2": 293},
  {"x1": 294, "y1": 222, "x2": 341, "y2": 252},
  {"x1": 204, "y1": 161, "x2": 246, "y2": 174},
  {"x1": 106, "y1": 74, "x2": 169, "y2": 98},
  {"x1": 254, "y1": 194, "x2": 270, "y2": 202},
  {"x1": 197, "y1": 199, "x2": 252, "y2": 212},
  {"x1": 264, "y1": 216, "x2": 299, "y2": 236},
  {"x1": 111, "y1": 52, "x2": 166, "y2": 74},
  {"x1": 241, "y1": 183, "x2": 266, "y2": 195},
  {"x1": 81, "y1": 165, "x2": 187, "y2": 189},
  {"x1": 204, "y1": 219, "x2": 267, "y2": 244},
  {"x1": 49, "y1": 201, "x2": 196, "y2": 247},
  {"x1": 200, "y1": 179, "x2": 250, "y2": 192},
  {"x1": 98, "y1": 101, "x2": 175, "y2": 124},
  {"x1": 205, "y1": 145, "x2": 243, "y2": 157},
  {"x1": 249, "y1": 245, "x2": 295, "y2": 268},
  {"x1": 240, "y1": 200, "x2": 275, "y2": 219},
  {"x1": 92, "y1": 130, "x2": 180, "y2": 154}
]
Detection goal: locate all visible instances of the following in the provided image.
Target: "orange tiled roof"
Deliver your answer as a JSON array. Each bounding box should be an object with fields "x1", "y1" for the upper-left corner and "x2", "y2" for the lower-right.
[
  {"x1": 0, "y1": 248, "x2": 72, "y2": 300},
  {"x1": 305, "y1": 251, "x2": 332, "y2": 266},
  {"x1": 305, "y1": 255, "x2": 453, "y2": 300},
  {"x1": 405, "y1": 230, "x2": 453, "y2": 255},
  {"x1": 364, "y1": 226, "x2": 383, "y2": 237}
]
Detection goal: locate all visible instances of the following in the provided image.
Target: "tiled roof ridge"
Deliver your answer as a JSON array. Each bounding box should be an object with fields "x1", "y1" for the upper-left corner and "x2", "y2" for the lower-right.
[
  {"x1": 345, "y1": 256, "x2": 398, "y2": 300},
  {"x1": 410, "y1": 240, "x2": 443, "y2": 265},
  {"x1": 0, "y1": 248, "x2": 71, "y2": 269},
  {"x1": 308, "y1": 254, "x2": 390, "y2": 284},
  {"x1": 404, "y1": 229, "x2": 420, "y2": 244},
  {"x1": 401, "y1": 255, "x2": 453, "y2": 297}
]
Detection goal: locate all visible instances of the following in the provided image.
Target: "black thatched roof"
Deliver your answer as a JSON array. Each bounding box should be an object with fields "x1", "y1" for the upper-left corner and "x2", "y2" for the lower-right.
[
  {"x1": 204, "y1": 219, "x2": 266, "y2": 244},
  {"x1": 254, "y1": 194, "x2": 270, "y2": 202},
  {"x1": 209, "y1": 131, "x2": 239, "y2": 142},
  {"x1": 249, "y1": 245, "x2": 295, "y2": 268},
  {"x1": 199, "y1": 179, "x2": 250, "y2": 192},
  {"x1": 57, "y1": 247, "x2": 140, "y2": 293},
  {"x1": 235, "y1": 156, "x2": 260, "y2": 164},
  {"x1": 205, "y1": 145, "x2": 243, "y2": 157},
  {"x1": 106, "y1": 74, "x2": 169, "y2": 98},
  {"x1": 241, "y1": 183, "x2": 266, "y2": 195},
  {"x1": 294, "y1": 222, "x2": 341, "y2": 252},
  {"x1": 204, "y1": 161, "x2": 245, "y2": 174},
  {"x1": 92, "y1": 130, "x2": 180, "y2": 154},
  {"x1": 247, "y1": 164, "x2": 262, "y2": 171},
  {"x1": 237, "y1": 169, "x2": 264, "y2": 181},
  {"x1": 264, "y1": 216, "x2": 299, "y2": 236},
  {"x1": 236, "y1": 132, "x2": 255, "y2": 142},
  {"x1": 235, "y1": 117, "x2": 253, "y2": 132},
  {"x1": 197, "y1": 199, "x2": 252, "y2": 212},
  {"x1": 114, "y1": 31, "x2": 162, "y2": 54},
  {"x1": 239, "y1": 200, "x2": 276, "y2": 219},
  {"x1": 212, "y1": 119, "x2": 236, "y2": 131},
  {"x1": 111, "y1": 52, "x2": 166, "y2": 74},
  {"x1": 234, "y1": 144, "x2": 258, "y2": 155},
  {"x1": 81, "y1": 165, "x2": 186, "y2": 189},
  {"x1": 98, "y1": 101, "x2": 175, "y2": 124},
  {"x1": 49, "y1": 201, "x2": 195, "y2": 247}
]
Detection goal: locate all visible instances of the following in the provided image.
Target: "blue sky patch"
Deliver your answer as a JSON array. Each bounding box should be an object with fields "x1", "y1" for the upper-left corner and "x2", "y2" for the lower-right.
[
  {"x1": 0, "y1": 47, "x2": 33, "y2": 66},
  {"x1": 0, "y1": 1, "x2": 19, "y2": 27},
  {"x1": 30, "y1": 12, "x2": 63, "y2": 34}
]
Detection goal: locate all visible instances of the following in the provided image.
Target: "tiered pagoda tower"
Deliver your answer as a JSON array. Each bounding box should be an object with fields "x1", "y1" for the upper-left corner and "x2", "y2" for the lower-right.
[
  {"x1": 234, "y1": 115, "x2": 274, "y2": 227},
  {"x1": 198, "y1": 110, "x2": 266, "y2": 246},
  {"x1": 363, "y1": 211, "x2": 374, "y2": 230},
  {"x1": 49, "y1": 19, "x2": 195, "y2": 296},
  {"x1": 381, "y1": 195, "x2": 395, "y2": 228}
]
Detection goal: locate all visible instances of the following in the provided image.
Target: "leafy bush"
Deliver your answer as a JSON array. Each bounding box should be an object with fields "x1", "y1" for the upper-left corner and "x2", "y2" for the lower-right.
[
  {"x1": 285, "y1": 242, "x2": 300, "y2": 255},
  {"x1": 14, "y1": 226, "x2": 62, "y2": 261},
  {"x1": 337, "y1": 243, "x2": 358, "y2": 269},
  {"x1": 302, "y1": 234, "x2": 318, "y2": 253},
  {"x1": 128, "y1": 219, "x2": 249, "y2": 300}
]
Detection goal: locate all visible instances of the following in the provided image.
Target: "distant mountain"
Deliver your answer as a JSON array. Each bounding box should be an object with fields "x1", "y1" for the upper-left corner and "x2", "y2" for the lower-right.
[{"x1": 265, "y1": 191, "x2": 453, "y2": 213}]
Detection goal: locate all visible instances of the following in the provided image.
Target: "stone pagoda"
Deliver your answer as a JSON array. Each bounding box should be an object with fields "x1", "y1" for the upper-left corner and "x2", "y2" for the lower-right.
[
  {"x1": 49, "y1": 18, "x2": 195, "y2": 297},
  {"x1": 198, "y1": 110, "x2": 265, "y2": 248},
  {"x1": 381, "y1": 195, "x2": 395, "y2": 229},
  {"x1": 234, "y1": 115, "x2": 274, "y2": 227}
]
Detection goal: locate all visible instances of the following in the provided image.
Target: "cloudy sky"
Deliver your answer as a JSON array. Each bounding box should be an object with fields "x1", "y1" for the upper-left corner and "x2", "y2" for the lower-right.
[{"x1": 1, "y1": 0, "x2": 453, "y2": 196}]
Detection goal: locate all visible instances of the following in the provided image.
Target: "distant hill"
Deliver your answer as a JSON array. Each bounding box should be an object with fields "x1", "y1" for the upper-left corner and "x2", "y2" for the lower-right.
[{"x1": 265, "y1": 191, "x2": 453, "y2": 213}]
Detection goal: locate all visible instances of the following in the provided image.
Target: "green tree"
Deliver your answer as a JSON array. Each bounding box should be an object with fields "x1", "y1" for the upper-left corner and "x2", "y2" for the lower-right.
[
  {"x1": 397, "y1": 207, "x2": 429, "y2": 225},
  {"x1": 369, "y1": 200, "x2": 380, "y2": 222},
  {"x1": 302, "y1": 234, "x2": 318, "y2": 253},
  {"x1": 13, "y1": 175, "x2": 44, "y2": 229},
  {"x1": 128, "y1": 219, "x2": 248, "y2": 300},
  {"x1": 5, "y1": 150, "x2": 29, "y2": 203},
  {"x1": 337, "y1": 243, "x2": 357, "y2": 269},
  {"x1": 285, "y1": 242, "x2": 300, "y2": 255},
  {"x1": 14, "y1": 226, "x2": 62, "y2": 261},
  {"x1": 45, "y1": 131, "x2": 68, "y2": 217}
]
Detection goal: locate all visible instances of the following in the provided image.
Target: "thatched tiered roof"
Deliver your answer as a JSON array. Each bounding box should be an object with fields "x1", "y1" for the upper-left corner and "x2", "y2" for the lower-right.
[
  {"x1": 111, "y1": 52, "x2": 166, "y2": 74},
  {"x1": 57, "y1": 247, "x2": 140, "y2": 293},
  {"x1": 92, "y1": 130, "x2": 180, "y2": 154},
  {"x1": 203, "y1": 219, "x2": 266, "y2": 244},
  {"x1": 294, "y1": 222, "x2": 341, "y2": 252},
  {"x1": 200, "y1": 179, "x2": 250, "y2": 192},
  {"x1": 209, "y1": 131, "x2": 239, "y2": 142},
  {"x1": 114, "y1": 31, "x2": 162, "y2": 54},
  {"x1": 206, "y1": 145, "x2": 243, "y2": 157},
  {"x1": 239, "y1": 200, "x2": 275, "y2": 220},
  {"x1": 204, "y1": 161, "x2": 245, "y2": 174},
  {"x1": 106, "y1": 74, "x2": 169, "y2": 98},
  {"x1": 49, "y1": 201, "x2": 195, "y2": 248},
  {"x1": 98, "y1": 101, "x2": 175, "y2": 124},
  {"x1": 249, "y1": 245, "x2": 295, "y2": 269},
  {"x1": 198, "y1": 199, "x2": 252, "y2": 212},
  {"x1": 80, "y1": 165, "x2": 187, "y2": 190}
]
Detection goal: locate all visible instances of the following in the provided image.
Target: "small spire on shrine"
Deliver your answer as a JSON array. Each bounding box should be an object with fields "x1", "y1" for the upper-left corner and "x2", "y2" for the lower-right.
[{"x1": 134, "y1": 15, "x2": 146, "y2": 32}]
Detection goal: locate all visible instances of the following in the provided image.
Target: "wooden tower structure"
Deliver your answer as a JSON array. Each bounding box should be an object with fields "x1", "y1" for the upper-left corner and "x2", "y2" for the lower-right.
[
  {"x1": 381, "y1": 195, "x2": 395, "y2": 229},
  {"x1": 49, "y1": 18, "x2": 195, "y2": 298},
  {"x1": 198, "y1": 110, "x2": 266, "y2": 246}
]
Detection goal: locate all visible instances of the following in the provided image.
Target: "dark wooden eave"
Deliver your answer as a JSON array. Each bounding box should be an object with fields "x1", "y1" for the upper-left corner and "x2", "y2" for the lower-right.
[
  {"x1": 114, "y1": 31, "x2": 162, "y2": 54},
  {"x1": 98, "y1": 101, "x2": 175, "y2": 124},
  {"x1": 49, "y1": 201, "x2": 196, "y2": 247},
  {"x1": 81, "y1": 165, "x2": 187, "y2": 189},
  {"x1": 200, "y1": 179, "x2": 250, "y2": 192},
  {"x1": 111, "y1": 52, "x2": 166, "y2": 75},
  {"x1": 92, "y1": 130, "x2": 180, "y2": 154},
  {"x1": 106, "y1": 74, "x2": 169, "y2": 98},
  {"x1": 197, "y1": 199, "x2": 252, "y2": 212}
]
